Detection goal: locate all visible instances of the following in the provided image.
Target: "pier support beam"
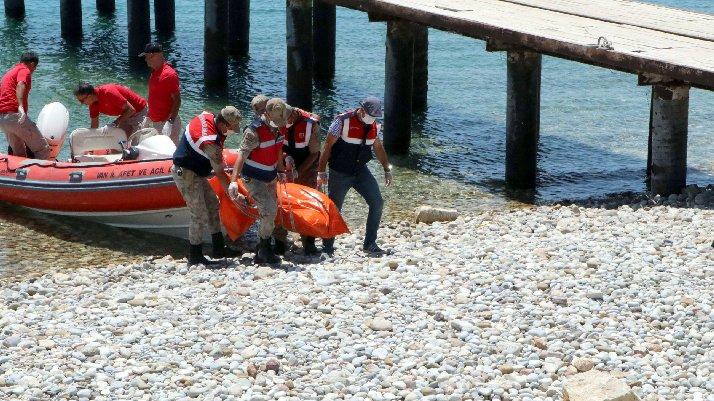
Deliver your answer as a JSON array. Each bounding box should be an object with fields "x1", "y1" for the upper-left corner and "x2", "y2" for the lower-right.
[
  {"x1": 505, "y1": 50, "x2": 541, "y2": 189},
  {"x1": 205, "y1": 0, "x2": 229, "y2": 88},
  {"x1": 412, "y1": 25, "x2": 428, "y2": 112},
  {"x1": 154, "y1": 0, "x2": 175, "y2": 36},
  {"x1": 4, "y1": 0, "x2": 24, "y2": 19},
  {"x1": 60, "y1": 0, "x2": 83, "y2": 42},
  {"x1": 96, "y1": 0, "x2": 115, "y2": 15},
  {"x1": 287, "y1": 0, "x2": 313, "y2": 110},
  {"x1": 227, "y1": 0, "x2": 250, "y2": 57},
  {"x1": 648, "y1": 84, "x2": 689, "y2": 195},
  {"x1": 128, "y1": 0, "x2": 151, "y2": 67},
  {"x1": 313, "y1": 0, "x2": 335, "y2": 83},
  {"x1": 383, "y1": 20, "x2": 415, "y2": 154}
]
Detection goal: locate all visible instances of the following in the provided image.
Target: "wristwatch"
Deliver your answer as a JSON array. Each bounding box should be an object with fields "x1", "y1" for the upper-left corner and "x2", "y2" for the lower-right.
[{"x1": 384, "y1": 164, "x2": 393, "y2": 172}]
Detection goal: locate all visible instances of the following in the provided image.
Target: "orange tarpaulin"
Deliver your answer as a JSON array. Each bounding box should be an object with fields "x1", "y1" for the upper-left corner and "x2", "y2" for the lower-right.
[{"x1": 209, "y1": 176, "x2": 350, "y2": 241}]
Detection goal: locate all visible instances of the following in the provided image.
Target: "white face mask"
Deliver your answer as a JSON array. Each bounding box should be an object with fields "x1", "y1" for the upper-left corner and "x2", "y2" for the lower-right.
[
  {"x1": 361, "y1": 114, "x2": 376, "y2": 125},
  {"x1": 268, "y1": 120, "x2": 279, "y2": 128}
]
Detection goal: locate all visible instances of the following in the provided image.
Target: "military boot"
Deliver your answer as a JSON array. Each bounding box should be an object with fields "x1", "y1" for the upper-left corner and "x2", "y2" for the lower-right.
[
  {"x1": 273, "y1": 239, "x2": 288, "y2": 255},
  {"x1": 211, "y1": 232, "x2": 226, "y2": 259},
  {"x1": 188, "y1": 244, "x2": 220, "y2": 267},
  {"x1": 302, "y1": 236, "x2": 319, "y2": 255},
  {"x1": 254, "y1": 239, "x2": 280, "y2": 265}
]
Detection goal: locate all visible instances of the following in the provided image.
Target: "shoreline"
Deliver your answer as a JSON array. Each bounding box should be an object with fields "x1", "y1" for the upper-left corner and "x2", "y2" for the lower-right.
[{"x1": 1, "y1": 202, "x2": 712, "y2": 401}]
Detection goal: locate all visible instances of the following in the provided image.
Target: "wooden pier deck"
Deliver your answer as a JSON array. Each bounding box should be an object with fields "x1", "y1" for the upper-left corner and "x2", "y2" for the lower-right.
[{"x1": 324, "y1": 0, "x2": 714, "y2": 90}]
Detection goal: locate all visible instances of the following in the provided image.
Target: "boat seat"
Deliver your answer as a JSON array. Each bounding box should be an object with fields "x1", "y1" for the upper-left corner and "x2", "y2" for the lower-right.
[{"x1": 69, "y1": 127, "x2": 126, "y2": 162}]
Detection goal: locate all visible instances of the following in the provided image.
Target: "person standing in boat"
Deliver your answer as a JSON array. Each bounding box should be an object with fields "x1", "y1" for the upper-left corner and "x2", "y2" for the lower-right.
[
  {"x1": 272, "y1": 104, "x2": 322, "y2": 255},
  {"x1": 173, "y1": 107, "x2": 242, "y2": 266},
  {"x1": 74, "y1": 82, "x2": 148, "y2": 138},
  {"x1": 0, "y1": 52, "x2": 50, "y2": 159},
  {"x1": 317, "y1": 96, "x2": 393, "y2": 256},
  {"x1": 229, "y1": 98, "x2": 289, "y2": 265},
  {"x1": 139, "y1": 42, "x2": 182, "y2": 145}
]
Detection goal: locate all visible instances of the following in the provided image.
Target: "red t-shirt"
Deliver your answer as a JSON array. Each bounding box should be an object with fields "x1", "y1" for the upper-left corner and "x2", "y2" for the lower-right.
[
  {"x1": 0, "y1": 63, "x2": 32, "y2": 113},
  {"x1": 147, "y1": 62, "x2": 180, "y2": 122},
  {"x1": 89, "y1": 84, "x2": 147, "y2": 118}
]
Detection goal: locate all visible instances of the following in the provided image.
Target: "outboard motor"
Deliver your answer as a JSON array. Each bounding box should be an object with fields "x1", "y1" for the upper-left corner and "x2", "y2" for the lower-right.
[{"x1": 36, "y1": 102, "x2": 70, "y2": 160}]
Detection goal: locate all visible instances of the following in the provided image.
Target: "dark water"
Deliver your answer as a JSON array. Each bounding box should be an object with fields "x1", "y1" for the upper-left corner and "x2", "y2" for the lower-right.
[{"x1": 0, "y1": 0, "x2": 712, "y2": 279}]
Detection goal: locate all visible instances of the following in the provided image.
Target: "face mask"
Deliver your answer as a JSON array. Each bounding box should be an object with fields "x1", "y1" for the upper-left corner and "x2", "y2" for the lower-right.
[
  {"x1": 361, "y1": 114, "x2": 376, "y2": 125},
  {"x1": 269, "y1": 120, "x2": 279, "y2": 128}
]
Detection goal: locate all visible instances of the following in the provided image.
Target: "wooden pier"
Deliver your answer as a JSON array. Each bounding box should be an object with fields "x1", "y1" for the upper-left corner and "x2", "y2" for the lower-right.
[
  {"x1": 5, "y1": 0, "x2": 713, "y2": 196},
  {"x1": 319, "y1": 0, "x2": 714, "y2": 195}
]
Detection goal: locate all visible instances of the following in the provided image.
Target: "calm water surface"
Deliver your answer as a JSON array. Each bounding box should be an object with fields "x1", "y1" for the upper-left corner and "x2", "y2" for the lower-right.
[{"x1": 0, "y1": 0, "x2": 712, "y2": 280}]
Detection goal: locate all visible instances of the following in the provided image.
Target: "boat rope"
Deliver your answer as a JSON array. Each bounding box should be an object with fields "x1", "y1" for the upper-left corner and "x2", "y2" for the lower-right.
[{"x1": 0, "y1": 156, "x2": 172, "y2": 173}]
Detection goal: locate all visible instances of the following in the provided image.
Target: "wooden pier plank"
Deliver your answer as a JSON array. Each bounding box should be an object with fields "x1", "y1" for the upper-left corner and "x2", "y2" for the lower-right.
[
  {"x1": 323, "y1": 0, "x2": 714, "y2": 90},
  {"x1": 501, "y1": 0, "x2": 714, "y2": 41}
]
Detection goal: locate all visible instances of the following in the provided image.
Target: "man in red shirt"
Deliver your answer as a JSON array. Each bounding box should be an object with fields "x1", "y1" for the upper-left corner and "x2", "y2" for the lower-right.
[
  {"x1": 0, "y1": 52, "x2": 50, "y2": 159},
  {"x1": 139, "y1": 42, "x2": 182, "y2": 144},
  {"x1": 73, "y1": 82, "x2": 148, "y2": 138}
]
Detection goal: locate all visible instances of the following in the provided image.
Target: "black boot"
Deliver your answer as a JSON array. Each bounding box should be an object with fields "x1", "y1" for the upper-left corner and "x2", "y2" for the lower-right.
[
  {"x1": 322, "y1": 238, "x2": 335, "y2": 255},
  {"x1": 302, "y1": 236, "x2": 319, "y2": 255},
  {"x1": 211, "y1": 232, "x2": 226, "y2": 259},
  {"x1": 254, "y1": 239, "x2": 280, "y2": 264},
  {"x1": 273, "y1": 239, "x2": 287, "y2": 255},
  {"x1": 188, "y1": 244, "x2": 220, "y2": 267}
]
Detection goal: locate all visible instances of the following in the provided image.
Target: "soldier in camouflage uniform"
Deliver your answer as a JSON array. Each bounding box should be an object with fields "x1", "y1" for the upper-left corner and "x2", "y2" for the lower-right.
[
  {"x1": 172, "y1": 106, "x2": 242, "y2": 266},
  {"x1": 229, "y1": 98, "x2": 289, "y2": 265}
]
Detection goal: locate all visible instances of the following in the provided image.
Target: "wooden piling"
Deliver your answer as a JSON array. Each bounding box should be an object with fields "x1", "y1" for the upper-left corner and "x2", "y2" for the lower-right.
[
  {"x1": 205, "y1": 0, "x2": 229, "y2": 88},
  {"x1": 127, "y1": 0, "x2": 151, "y2": 67},
  {"x1": 96, "y1": 0, "x2": 115, "y2": 15},
  {"x1": 3, "y1": 0, "x2": 24, "y2": 19},
  {"x1": 313, "y1": 0, "x2": 335, "y2": 83},
  {"x1": 383, "y1": 20, "x2": 415, "y2": 154},
  {"x1": 227, "y1": 0, "x2": 250, "y2": 57},
  {"x1": 60, "y1": 0, "x2": 82, "y2": 42},
  {"x1": 286, "y1": 0, "x2": 313, "y2": 110},
  {"x1": 505, "y1": 50, "x2": 541, "y2": 189},
  {"x1": 154, "y1": 0, "x2": 175, "y2": 36},
  {"x1": 648, "y1": 84, "x2": 689, "y2": 196},
  {"x1": 412, "y1": 25, "x2": 428, "y2": 112}
]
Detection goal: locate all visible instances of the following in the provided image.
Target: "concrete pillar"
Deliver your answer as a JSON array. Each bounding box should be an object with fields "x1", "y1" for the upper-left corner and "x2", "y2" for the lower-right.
[
  {"x1": 412, "y1": 25, "x2": 428, "y2": 112},
  {"x1": 154, "y1": 0, "x2": 175, "y2": 35},
  {"x1": 127, "y1": 0, "x2": 151, "y2": 67},
  {"x1": 96, "y1": 0, "x2": 114, "y2": 15},
  {"x1": 286, "y1": 0, "x2": 313, "y2": 110},
  {"x1": 227, "y1": 0, "x2": 250, "y2": 57},
  {"x1": 205, "y1": 0, "x2": 229, "y2": 88},
  {"x1": 383, "y1": 20, "x2": 415, "y2": 154},
  {"x1": 505, "y1": 50, "x2": 541, "y2": 189},
  {"x1": 60, "y1": 0, "x2": 82, "y2": 42},
  {"x1": 4, "y1": 0, "x2": 24, "y2": 19},
  {"x1": 648, "y1": 84, "x2": 689, "y2": 195},
  {"x1": 313, "y1": 0, "x2": 335, "y2": 83}
]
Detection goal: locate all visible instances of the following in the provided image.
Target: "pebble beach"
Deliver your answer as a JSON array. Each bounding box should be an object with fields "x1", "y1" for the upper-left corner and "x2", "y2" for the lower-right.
[{"x1": 1, "y1": 197, "x2": 712, "y2": 401}]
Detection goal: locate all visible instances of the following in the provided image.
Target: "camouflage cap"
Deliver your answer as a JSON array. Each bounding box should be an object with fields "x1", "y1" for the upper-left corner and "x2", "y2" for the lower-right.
[
  {"x1": 220, "y1": 106, "x2": 242, "y2": 128},
  {"x1": 265, "y1": 98, "x2": 293, "y2": 128},
  {"x1": 250, "y1": 94, "x2": 269, "y2": 115}
]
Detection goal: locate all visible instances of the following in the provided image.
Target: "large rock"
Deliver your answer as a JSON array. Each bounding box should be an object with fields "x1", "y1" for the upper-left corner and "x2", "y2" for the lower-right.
[
  {"x1": 563, "y1": 370, "x2": 640, "y2": 401},
  {"x1": 414, "y1": 206, "x2": 459, "y2": 224}
]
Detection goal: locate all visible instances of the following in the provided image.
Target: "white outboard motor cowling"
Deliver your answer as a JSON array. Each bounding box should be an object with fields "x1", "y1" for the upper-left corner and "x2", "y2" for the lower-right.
[
  {"x1": 36, "y1": 102, "x2": 70, "y2": 160},
  {"x1": 135, "y1": 135, "x2": 177, "y2": 161}
]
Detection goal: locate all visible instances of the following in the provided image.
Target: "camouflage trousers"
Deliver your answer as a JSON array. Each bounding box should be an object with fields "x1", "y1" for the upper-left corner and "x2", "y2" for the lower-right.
[
  {"x1": 172, "y1": 166, "x2": 221, "y2": 245},
  {"x1": 245, "y1": 177, "x2": 278, "y2": 240}
]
